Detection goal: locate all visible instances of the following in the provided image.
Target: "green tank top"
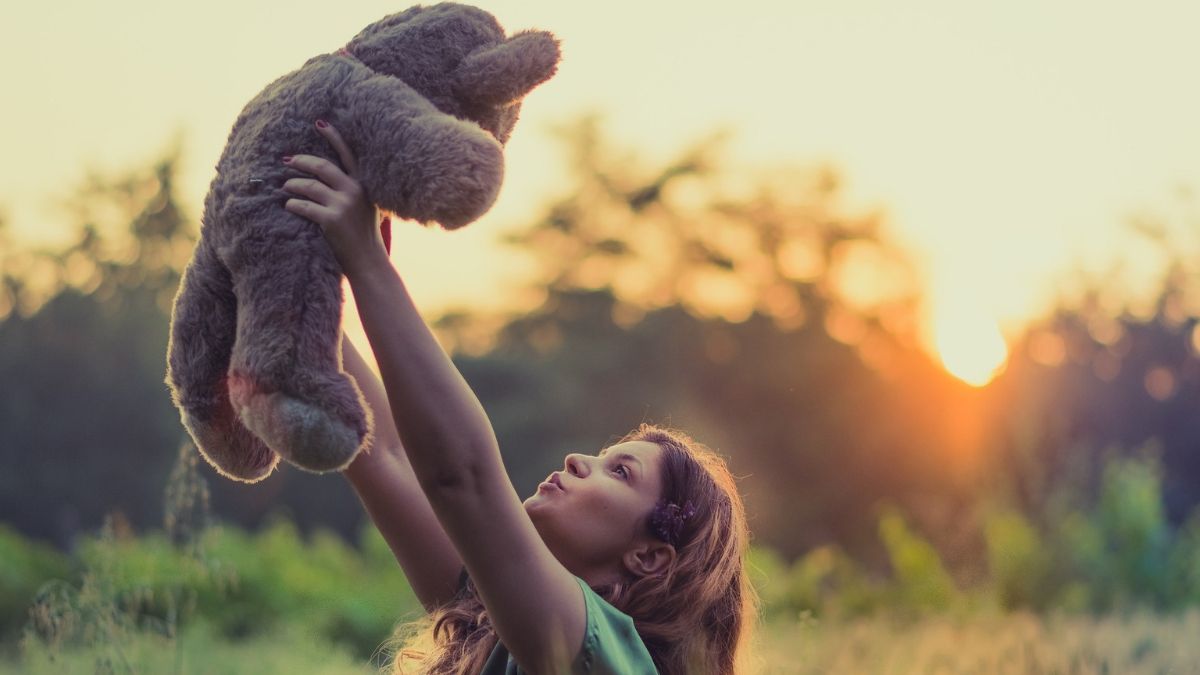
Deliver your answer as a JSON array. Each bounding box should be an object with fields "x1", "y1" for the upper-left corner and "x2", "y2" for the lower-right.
[{"x1": 474, "y1": 574, "x2": 659, "y2": 674}]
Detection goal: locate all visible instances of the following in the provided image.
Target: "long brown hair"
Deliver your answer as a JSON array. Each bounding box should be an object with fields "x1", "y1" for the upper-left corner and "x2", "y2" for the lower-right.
[{"x1": 385, "y1": 424, "x2": 758, "y2": 674}]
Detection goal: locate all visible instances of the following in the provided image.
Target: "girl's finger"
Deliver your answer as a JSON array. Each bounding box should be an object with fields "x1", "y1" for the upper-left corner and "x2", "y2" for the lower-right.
[
  {"x1": 281, "y1": 176, "x2": 338, "y2": 207},
  {"x1": 315, "y1": 120, "x2": 359, "y2": 177},
  {"x1": 284, "y1": 155, "x2": 357, "y2": 194},
  {"x1": 283, "y1": 198, "x2": 335, "y2": 228}
]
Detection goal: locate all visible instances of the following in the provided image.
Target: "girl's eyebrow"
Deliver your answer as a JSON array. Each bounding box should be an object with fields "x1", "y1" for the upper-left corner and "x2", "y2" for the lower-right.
[{"x1": 600, "y1": 451, "x2": 644, "y2": 478}]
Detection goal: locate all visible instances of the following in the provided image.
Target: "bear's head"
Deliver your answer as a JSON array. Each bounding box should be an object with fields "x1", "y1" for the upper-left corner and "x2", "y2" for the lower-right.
[{"x1": 343, "y1": 2, "x2": 560, "y2": 144}]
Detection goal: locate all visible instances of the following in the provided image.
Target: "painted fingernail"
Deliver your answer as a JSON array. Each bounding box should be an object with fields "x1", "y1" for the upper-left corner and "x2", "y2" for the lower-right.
[
  {"x1": 316, "y1": 119, "x2": 328, "y2": 129},
  {"x1": 282, "y1": 155, "x2": 293, "y2": 163}
]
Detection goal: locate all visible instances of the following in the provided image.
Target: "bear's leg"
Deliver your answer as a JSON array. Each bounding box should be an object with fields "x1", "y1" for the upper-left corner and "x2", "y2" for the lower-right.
[
  {"x1": 167, "y1": 241, "x2": 279, "y2": 482},
  {"x1": 223, "y1": 229, "x2": 371, "y2": 473}
]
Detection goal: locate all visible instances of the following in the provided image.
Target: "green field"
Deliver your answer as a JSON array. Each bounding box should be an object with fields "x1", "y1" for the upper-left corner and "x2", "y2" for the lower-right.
[
  {"x1": 4, "y1": 450, "x2": 1200, "y2": 674},
  {"x1": 751, "y1": 611, "x2": 1200, "y2": 674},
  {"x1": 7, "y1": 612, "x2": 1200, "y2": 674}
]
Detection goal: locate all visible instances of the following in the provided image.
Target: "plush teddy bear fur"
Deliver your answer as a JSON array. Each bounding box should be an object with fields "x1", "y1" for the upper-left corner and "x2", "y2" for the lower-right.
[{"x1": 166, "y1": 3, "x2": 559, "y2": 482}]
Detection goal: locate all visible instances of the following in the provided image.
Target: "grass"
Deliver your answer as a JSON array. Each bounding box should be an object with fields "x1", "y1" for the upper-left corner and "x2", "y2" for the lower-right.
[
  {"x1": 6, "y1": 619, "x2": 373, "y2": 675},
  {"x1": 6, "y1": 611, "x2": 1200, "y2": 674},
  {"x1": 747, "y1": 610, "x2": 1200, "y2": 674},
  {"x1": 7, "y1": 447, "x2": 1200, "y2": 673}
]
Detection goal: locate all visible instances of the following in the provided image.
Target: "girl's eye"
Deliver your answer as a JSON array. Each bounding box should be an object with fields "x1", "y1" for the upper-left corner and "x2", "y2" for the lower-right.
[{"x1": 614, "y1": 464, "x2": 630, "y2": 479}]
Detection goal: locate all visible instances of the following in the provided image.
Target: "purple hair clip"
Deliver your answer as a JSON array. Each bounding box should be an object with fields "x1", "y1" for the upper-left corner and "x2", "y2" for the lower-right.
[{"x1": 649, "y1": 499, "x2": 697, "y2": 547}]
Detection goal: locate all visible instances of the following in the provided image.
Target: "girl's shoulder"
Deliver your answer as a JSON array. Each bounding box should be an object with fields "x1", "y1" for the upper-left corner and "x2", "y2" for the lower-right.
[
  {"x1": 471, "y1": 571, "x2": 658, "y2": 675},
  {"x1": 572, "y1": 576, "x2": 658, "y2": 674}
]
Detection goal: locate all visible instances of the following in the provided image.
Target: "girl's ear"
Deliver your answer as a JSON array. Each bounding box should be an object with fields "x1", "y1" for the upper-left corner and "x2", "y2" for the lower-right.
[
  {"x1": 623, "y1": 542, "x2": 676, "y2": 578},
  {"x1": 453, "y1": 30, "x2": 561, "y2": 108}
]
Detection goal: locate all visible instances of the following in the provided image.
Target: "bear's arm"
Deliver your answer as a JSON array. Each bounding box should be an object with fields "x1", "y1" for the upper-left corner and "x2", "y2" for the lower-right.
[{"x1": 338, "y1": 75, "x2": 505, "y2": 230}]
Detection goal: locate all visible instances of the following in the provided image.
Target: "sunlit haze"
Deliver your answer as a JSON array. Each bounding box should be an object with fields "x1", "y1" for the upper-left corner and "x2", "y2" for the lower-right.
[
  {"x1": 4, "y1": 0, "x2": 1199, "y2": 377},
  {"x1": 934, "y1": 301, "x2": 1009, "y2": 386}
]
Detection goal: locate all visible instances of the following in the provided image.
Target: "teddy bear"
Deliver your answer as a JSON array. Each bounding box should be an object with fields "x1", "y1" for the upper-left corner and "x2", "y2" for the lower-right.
[{"x1": 165, "y1": 3, "x2": 560, "y2": 483}]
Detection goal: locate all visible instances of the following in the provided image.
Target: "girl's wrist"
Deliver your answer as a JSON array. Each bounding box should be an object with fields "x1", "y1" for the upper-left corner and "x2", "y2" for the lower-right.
[{"x1": 342, "y1": 247, "x2": 394, "y2": 283}]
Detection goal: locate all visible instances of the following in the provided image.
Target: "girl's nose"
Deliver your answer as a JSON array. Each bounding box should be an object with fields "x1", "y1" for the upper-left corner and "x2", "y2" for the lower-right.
[{"x1": 564, "y1": 453, "x2": 587, "y2": 477}]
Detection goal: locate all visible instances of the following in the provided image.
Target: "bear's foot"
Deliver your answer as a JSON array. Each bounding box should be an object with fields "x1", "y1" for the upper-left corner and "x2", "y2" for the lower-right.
[
  {"x1": 228, "y1": 373, "x2": 363, "y2": 473},
  {"x1": 182, "y1": 406, "x2": 280, "y2": 483}
]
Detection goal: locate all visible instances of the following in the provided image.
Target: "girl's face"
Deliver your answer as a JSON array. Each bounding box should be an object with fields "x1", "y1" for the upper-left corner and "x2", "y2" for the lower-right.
[{"x1": 524, "y1": 440, "x2": 665, "y2": 581}]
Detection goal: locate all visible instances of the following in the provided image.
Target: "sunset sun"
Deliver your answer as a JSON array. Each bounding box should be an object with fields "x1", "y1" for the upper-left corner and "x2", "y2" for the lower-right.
[{"x1": 933, "y1": 305, "x2": 1009, "y2": 387}]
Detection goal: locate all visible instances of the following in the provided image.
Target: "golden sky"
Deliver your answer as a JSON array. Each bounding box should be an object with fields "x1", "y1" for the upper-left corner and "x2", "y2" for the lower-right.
[{"x1": 4, "y1": 0, "x2": 1199, "y2": 367}]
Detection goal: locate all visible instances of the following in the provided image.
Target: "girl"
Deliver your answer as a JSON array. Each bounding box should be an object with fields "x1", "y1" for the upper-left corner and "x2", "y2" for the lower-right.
[{"x1": 281, "y1": 120, "x2": 758, "y2": 674}]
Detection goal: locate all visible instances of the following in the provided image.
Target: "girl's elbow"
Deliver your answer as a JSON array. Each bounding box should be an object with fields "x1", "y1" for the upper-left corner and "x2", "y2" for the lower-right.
[{"x1": 423, "y1": 443, "x2": 502, "y2": 496}]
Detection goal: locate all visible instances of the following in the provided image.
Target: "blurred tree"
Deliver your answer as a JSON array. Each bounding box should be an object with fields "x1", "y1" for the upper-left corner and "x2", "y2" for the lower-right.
[
  {"x1": 443, "y1": 116, "x2": 990, "y2": 565},
  {"x1": 987, "y1": 191, "x2": 1200, "y2": 526},
  {"x1": 500, "y1": 115, "x2": 922, "y2": 335},
  {"x1": 0, "y1": 142, "x2": 364, "y2": 548},
  {"x1": 16, "y1": 113, "x2": 1200, "y2": 591},
  {"x1": 0, "y1": 145, "x2": 191, "y2": 548}
]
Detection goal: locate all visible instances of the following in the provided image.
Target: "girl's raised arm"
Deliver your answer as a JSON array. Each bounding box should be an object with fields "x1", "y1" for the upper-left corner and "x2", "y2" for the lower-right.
[
  {"x1": 282, "y1": 120, "x2": 587, "y2": 673},
  {"x1": 340, "y1": 334, "x2": 463, "y2": 612},
  {"x1": 339, "y1": 246, "x2": 585, "y2": 672}
]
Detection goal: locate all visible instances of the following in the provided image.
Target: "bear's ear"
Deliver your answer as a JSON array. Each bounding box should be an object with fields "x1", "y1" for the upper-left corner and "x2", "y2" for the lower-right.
[{"x1": 453, "y1": 30, "x2": 561, "y2": 108}]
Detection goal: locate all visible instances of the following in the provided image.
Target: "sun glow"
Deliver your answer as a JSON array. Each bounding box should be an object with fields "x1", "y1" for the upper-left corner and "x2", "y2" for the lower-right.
[{"x1": 933, "y1": 304, "x2": 1009, "y2": 387}]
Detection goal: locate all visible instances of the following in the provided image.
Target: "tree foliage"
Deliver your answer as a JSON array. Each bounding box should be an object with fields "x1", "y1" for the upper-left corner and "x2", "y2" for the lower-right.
[
  {"x1": 0, "y1": 144, "x2": 364, "y2": 548},
  {"x1": 4, "y1": 115, "x2": 1200, "y2": 593}
]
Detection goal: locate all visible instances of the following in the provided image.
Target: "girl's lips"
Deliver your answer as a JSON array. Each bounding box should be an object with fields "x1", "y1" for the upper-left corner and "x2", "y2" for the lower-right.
[{"x1": 539, "y1": 473, "x2": 565, "y2": 492}]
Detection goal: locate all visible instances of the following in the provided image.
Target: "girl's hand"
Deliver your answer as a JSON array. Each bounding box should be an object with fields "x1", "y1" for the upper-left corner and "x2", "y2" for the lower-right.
[{"x1": 282, "y1": 120, "x2": 389, "y2": 277}]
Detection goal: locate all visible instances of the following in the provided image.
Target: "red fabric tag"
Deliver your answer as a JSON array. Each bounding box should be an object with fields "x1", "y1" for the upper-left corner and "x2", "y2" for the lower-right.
[{"x1": 380, "y1": 215, "x2": 392, "y2": 255}]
